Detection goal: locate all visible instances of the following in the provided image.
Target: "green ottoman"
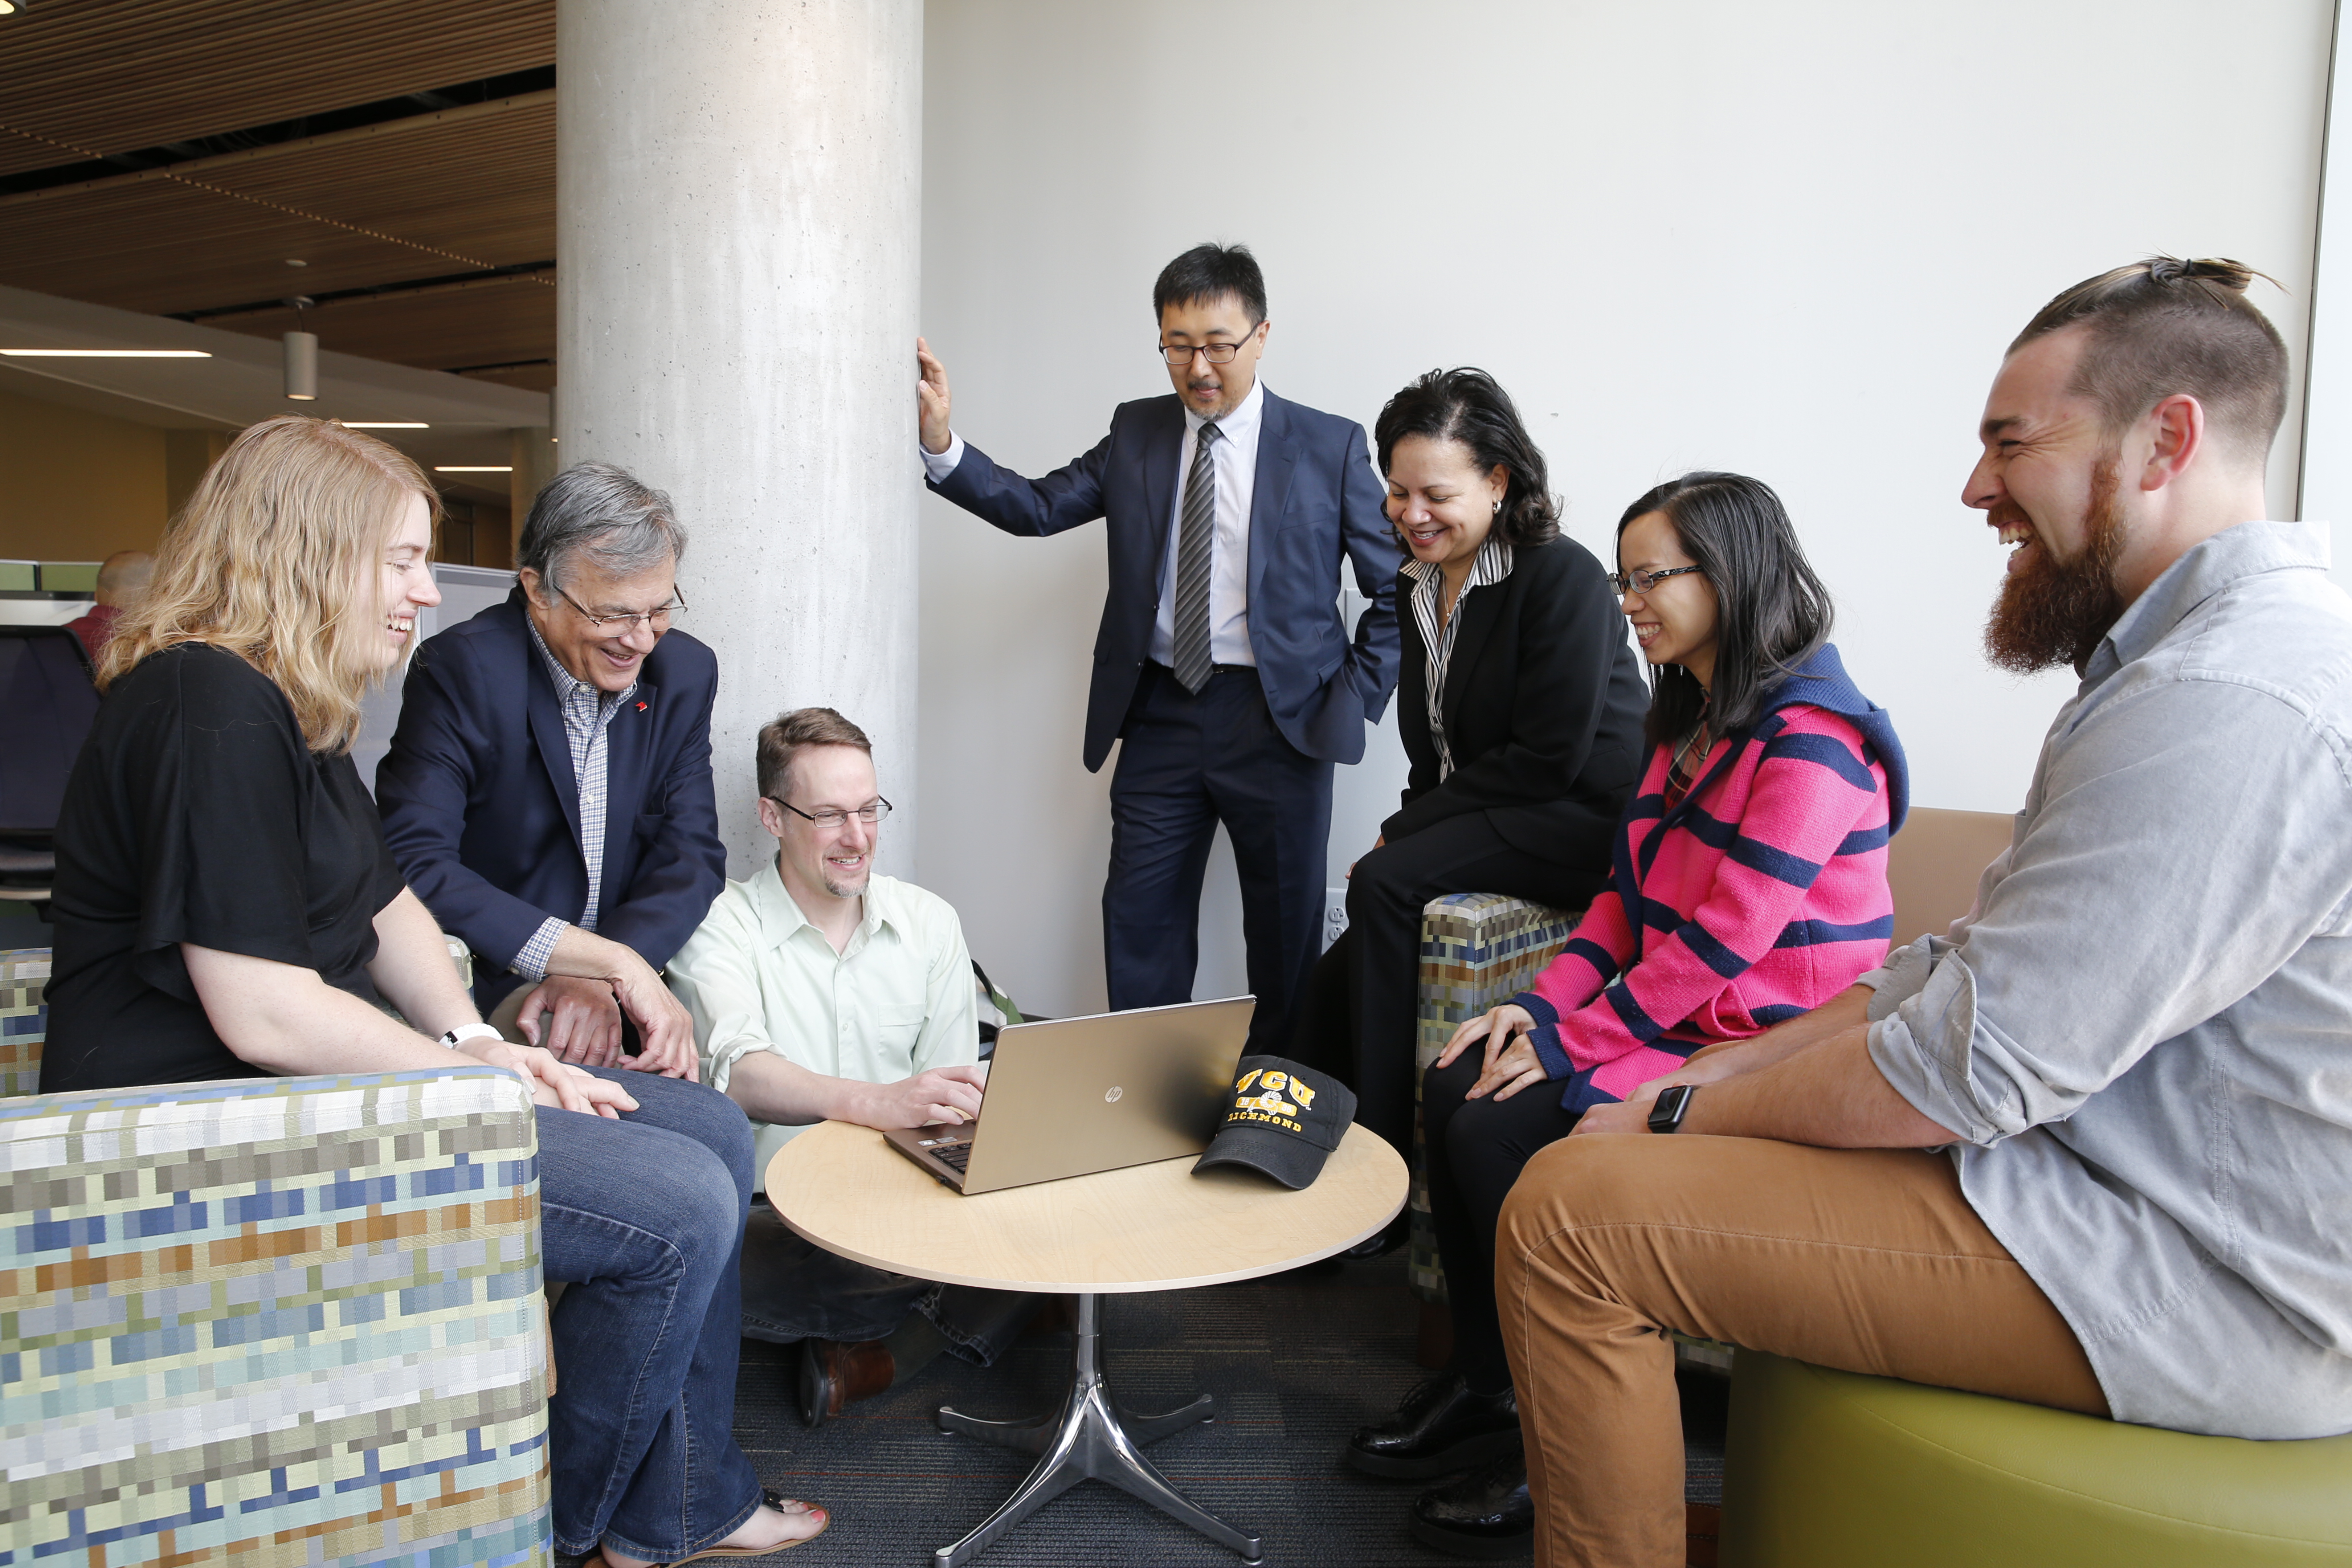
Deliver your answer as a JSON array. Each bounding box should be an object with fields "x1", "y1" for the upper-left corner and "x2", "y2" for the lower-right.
[{"x1": 1724, "y1": 1352, "x2": 2352, "y2": 1566}]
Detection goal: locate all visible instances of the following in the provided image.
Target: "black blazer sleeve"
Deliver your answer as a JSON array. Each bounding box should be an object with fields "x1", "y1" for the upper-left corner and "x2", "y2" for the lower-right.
[{"x1": 1381, "y1": 538, "x2": 1648, "y2": 865}]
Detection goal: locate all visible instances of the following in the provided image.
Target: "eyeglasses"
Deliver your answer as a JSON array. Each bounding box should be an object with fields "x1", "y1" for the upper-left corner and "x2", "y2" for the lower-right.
[
  {"x1": 1158, "y1": 335, "x2": 1257, "y2": 367},
  {"x1": 766, "y1": 795, "x2": 893, "y2": 830},
  {"x1": 555, "y1": 583, "x2": 688, "y2": 633},
  {"x1": 1609, "y1": 565, "x2": 1706, "y2": 597}
]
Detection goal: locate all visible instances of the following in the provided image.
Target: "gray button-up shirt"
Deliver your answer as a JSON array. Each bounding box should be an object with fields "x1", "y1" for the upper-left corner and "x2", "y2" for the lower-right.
[
  {"x1": 511, "y1": 616, "x2": 636, "y2": 981},
  {"x1": 1865, "y1": 519, "x2": 2352, "y2": 1438}
]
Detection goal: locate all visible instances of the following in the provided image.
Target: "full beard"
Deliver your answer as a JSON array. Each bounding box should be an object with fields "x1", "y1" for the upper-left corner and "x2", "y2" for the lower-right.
[{"x1": 1983, "y1": 456, "x2": 2127, "y2": 676}]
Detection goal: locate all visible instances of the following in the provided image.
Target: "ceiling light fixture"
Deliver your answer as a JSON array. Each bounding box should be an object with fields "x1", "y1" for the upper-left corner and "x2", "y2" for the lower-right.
[
  {"x1": 433, "y1": 465, "x2": 513, "y2": 473},
  {"x1": 1, "y1": 348, "x2": 209, "y2": 358},
  {"x1": 0, "y1": 3, "x2": 27, "y2": 16},
  {"x1": 342, "y1": 421, "x2": 429, "y2": 429},
  {"x1": 283, "y1": 330, "x2": 317, "y2": 401}
]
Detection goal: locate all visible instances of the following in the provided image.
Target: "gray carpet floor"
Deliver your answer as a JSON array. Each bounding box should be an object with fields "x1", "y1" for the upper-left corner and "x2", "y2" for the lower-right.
[{"x1": 725, "y1": 1251, "x2": 1727, "y2": 1566}]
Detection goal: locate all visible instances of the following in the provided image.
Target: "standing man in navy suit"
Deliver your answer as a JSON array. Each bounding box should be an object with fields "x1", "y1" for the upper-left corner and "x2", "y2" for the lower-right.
[
  {"x1": 377, "y1": 463, "x2": 722, "y2": 1076},
  {"x1": 916, "y1": 243, "x2": 1400, "y2": 1051}
]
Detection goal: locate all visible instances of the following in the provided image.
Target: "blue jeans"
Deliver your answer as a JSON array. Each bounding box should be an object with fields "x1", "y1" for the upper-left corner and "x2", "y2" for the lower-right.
[{"x1": 538, "y1": 1069, "x2": 762, "y2": 1560}]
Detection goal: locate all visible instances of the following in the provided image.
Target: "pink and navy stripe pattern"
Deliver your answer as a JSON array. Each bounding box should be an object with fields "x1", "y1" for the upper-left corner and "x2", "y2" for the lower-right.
[{"x1": 1511, "y1": 646, "x2": 1903, "y2": 1113}]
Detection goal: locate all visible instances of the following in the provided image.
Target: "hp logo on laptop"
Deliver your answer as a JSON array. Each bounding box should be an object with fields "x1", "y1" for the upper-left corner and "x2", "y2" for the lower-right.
[{"x1": 1105, "y1": 1086, "x2": 1123, "y2": 1103}]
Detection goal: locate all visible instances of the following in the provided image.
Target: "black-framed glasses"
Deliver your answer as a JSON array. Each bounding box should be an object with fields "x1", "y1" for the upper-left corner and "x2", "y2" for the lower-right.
[
  {"x1": 766, "y1": 795, "x2": 893, "y2": 830},
  {"x1": 1609, "y1": 565, "x2": 1706, "y2": 597},
  {"x1": 555, "y1": 583, "x2": 688, "y2": 633},
  {"x1": 1158, "y1": 334, "x2": 1257, "y2": 367}
]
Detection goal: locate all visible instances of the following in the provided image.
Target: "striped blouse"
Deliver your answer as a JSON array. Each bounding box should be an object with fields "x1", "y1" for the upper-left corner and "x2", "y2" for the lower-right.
[{"x1": 1511, "y1": 664, "x2": 1902, "y2": 1114}]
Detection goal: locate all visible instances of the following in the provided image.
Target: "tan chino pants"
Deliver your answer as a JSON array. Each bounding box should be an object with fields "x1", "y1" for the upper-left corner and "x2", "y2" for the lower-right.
[{"x1": 1496, "y1": 1135, "x2": 2108, "y2": 1568}]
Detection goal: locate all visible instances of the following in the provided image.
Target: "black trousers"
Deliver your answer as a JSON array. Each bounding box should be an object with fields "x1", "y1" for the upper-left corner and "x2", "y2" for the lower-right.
[
  {"x1": 1423, "y1": 1049, "x2": 1584, "y2": 1394},
  {"x1": 1290, "y1": 811, "x2": 1607, "y2": 1153},
  {"x1": 1104, "y1": 662, "x2": 1333, "y2": 1055}
]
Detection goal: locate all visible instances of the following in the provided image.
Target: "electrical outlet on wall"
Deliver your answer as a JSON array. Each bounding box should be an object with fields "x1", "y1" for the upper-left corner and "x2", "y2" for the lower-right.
[{"x1": 1324, "y1": 886, "x2": 1349, "y2": 950}]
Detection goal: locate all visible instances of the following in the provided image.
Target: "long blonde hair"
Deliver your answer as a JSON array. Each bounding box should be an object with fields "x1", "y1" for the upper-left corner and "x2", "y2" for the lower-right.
[{"x1": 100, "y1": 416, "x2": 442, "y2": 753}]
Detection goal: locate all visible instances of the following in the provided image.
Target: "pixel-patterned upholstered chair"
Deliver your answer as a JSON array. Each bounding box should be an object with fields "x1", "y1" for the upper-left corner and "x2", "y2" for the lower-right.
[
  {"x1": 0, "y1": 948, "x2": 555, "y2": 1567},
  {"x1": 1407, "y1": 894, "x2": 1583, "y2": 1336}
]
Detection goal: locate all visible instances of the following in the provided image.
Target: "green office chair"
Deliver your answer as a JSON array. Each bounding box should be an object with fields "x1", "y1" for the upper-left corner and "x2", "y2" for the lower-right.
[{"x1": 1723, "y1": 1352, "x2": 2352, "y2": 1565}]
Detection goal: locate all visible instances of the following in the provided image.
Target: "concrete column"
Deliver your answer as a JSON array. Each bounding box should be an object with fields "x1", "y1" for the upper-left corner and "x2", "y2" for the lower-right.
[{"x1": 557, "y1": 0, "x2": 923, "y2": 878}]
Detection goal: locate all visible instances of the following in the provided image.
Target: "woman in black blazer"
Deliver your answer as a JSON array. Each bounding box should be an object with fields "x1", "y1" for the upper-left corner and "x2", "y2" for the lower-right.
[{"x1": 1293, "y1": 369, "x2": 1649, "y2": 1157}]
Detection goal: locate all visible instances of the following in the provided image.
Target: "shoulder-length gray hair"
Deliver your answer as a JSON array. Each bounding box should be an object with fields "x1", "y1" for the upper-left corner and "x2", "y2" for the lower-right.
[{"x1": 517, "y1": 462, "x2": 687, "y2": 587}]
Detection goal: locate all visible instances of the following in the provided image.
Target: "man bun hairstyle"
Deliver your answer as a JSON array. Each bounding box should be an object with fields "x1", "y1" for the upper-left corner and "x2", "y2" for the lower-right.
[
  {"x1": 2010, "y1": 256, "x2": 2289, "y2": 463},
  {"x1": 1153, "y1": 242, "x2": 1268, "y2": 327},
  {"x1": 1375, "y1": 368, "x2": 1561, "y2": 550},
  {"x1": 1617, "y1": 472, "x2": 1832, "y2": 750},
  {"x1": 757, "y1": 706, "x2": 873, "y2": 802}
]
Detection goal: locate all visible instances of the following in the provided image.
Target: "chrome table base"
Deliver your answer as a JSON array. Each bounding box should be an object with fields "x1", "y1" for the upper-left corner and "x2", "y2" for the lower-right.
[{"x1": 932, "y1": 1292, "x2": 1263, "y2": 1566}]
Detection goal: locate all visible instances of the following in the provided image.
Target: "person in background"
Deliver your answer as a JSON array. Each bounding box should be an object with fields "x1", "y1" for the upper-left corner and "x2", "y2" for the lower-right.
[
  {"x1": 1352, "y1": 473, "x2": 1906, "y2": 1558},
  {"x1": 377, "y1": 463, "x2": 720, "y2": 1078},
  {"x1": 916, "y1": 242, "x2": 1400, "y2": 1055},
  {"x1": 1290, "y1": 368, "x2": 1648, "y2": 1162},
  {"x1": 1498, "y1": 258, "x2": 2352, "y2": 1568},
  {"x1": 40, "y1": 416, "x2": 827, "y2": 1565},
  {"x1": 668, "y1": 707, "x2": 1039, "y2": 1428},
  {"x1": 64, "y1": 548, "x2": 153, "y2": 664}
]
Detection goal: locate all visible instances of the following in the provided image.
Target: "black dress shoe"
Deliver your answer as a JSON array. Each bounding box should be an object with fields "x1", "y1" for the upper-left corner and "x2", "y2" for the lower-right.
[
  {"x1": 1411, "y1": 1450, "x2": 1534, "y2": 1559},
  {"x1": 1343, "y1": 1373, "x2": 1521, "y2": 1479}
]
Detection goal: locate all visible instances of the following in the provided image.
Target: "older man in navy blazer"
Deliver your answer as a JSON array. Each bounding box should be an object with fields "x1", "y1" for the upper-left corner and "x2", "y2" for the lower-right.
[
  {"x1": 917, "y1": 243, "x2": 1400, "y2": 1050},
  {"x1": 377, "y1": 463, "x2": 722, "y2": 1076}
]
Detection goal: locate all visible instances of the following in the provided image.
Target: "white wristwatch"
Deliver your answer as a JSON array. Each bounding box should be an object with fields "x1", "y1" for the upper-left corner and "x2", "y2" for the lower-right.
[{"x1": 439, "y1": 1023, "x2": 506, "y2": 1050}]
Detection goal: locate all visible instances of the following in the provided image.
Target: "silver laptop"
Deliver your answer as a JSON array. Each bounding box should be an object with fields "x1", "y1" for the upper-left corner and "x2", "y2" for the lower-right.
[{"x1": 883, "y1": 996, "x2": 1253, "y2": 1195}]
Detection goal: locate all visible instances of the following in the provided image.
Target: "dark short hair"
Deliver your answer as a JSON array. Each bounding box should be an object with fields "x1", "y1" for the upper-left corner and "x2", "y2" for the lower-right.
[
  {"x1": 1374, "y1": 368, "x2": 1560, "y2": 550},
  {"x1": 2010, "y1": 256, "x2": 2288, "y2": 462},
  {"x1": 1616, "y1": 472, "x2": 1832, "y2": 748},
  {"x1": 518, "y1": 462, "x2": 687, "y2": 589},
  {"x1": 757, "y1": 706, "x2": 872, "y2": 802},
  {"x1": 1153, "y1": 243, "x2": 1267, "y2": 327}
]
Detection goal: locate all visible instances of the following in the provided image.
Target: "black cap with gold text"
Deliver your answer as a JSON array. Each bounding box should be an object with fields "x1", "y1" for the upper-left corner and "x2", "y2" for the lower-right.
[{"x1": 1191, "y1": 1056, "x2": 1357, "y2": 1189}]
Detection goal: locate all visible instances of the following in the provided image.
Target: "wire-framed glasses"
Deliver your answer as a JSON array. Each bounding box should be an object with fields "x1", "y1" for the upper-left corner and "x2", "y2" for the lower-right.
[
  {"x1": 1608, "y1": 564, "x2": 1705, "y2": 596},
  {"x1": 1158, "y1": 336, "x2": 1256, "y2": 366},
  {"x1": 556, "y1": 583, "x2": 689, "y2": 632},
  {"x1": 766, "y1": 795, "x2": 894, "y2": 830}
]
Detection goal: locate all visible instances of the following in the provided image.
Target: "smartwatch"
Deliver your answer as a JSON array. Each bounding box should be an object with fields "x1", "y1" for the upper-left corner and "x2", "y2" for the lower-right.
[{"x1": 1647, "y1": 1083, "x2": 1697, "y2": 1134}]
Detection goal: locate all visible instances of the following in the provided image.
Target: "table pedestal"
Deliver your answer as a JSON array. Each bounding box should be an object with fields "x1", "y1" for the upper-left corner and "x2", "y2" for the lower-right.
[{"x1": 932, "y1": 1293, "x2": 1263, "y2": 1566}]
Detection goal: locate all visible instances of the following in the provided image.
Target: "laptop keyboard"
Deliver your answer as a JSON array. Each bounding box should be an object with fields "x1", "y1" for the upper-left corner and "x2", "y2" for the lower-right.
[{"x1": 932, "y1": 1140, "x2": 973, "y2": 1172}]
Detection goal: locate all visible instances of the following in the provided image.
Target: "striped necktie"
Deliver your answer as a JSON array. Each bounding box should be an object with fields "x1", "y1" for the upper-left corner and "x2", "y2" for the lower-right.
[{"x1": 1171, "y1": 421, "x2": 1221, "y2": 694}]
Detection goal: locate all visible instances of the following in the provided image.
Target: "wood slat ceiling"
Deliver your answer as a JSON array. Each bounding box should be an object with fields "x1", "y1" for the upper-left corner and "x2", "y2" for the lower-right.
[{"x1": 0, "y1": 0, "x2": 556, "y2": 389}]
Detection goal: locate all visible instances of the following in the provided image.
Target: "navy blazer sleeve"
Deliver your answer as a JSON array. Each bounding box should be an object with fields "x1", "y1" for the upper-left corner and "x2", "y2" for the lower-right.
[
  {"x1": 1334, "y1": 420, "x2": 1402, "y2": 723},
  {"x1": 377, "y1": 647, "x2": 552, "y2": 973},
  {"x1": 928, "y1": 433, "x2": 1113, "y2": 537},
  {"x1": 593, "y1": 692, "x2": 724, "y2": 972}
]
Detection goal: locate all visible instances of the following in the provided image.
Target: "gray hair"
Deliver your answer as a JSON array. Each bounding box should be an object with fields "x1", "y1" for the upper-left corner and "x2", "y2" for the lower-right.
[{"x1": 517, "y1": 462, "x2": 687, "y2": 589}]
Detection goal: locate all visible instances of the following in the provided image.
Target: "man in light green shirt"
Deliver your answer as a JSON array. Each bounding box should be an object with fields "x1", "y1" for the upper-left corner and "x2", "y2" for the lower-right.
[{"x1": 668, "y1": 707, "x2": 1031, "y2": 1427}]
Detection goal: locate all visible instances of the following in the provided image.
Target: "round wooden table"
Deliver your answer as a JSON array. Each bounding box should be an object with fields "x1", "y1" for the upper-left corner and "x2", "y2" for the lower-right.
[{"x1": 767, "y1": 1119, "x2": 1408, "y2": 1566}]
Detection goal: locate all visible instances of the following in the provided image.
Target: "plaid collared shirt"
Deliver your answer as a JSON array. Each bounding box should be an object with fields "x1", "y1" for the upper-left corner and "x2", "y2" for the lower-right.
[
  {"x1": 512, "y1": 615, "x2": 638, "y2": 981},
  {"x1": 1401, "y1": 534, "x2": 1514, "y2": 779}
]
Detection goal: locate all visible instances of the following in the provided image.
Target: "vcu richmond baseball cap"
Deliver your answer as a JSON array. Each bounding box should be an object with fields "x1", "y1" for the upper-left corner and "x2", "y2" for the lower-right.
[{"x1": 1192, "y1": 1056, "x2": 1357, "y2": 1190}]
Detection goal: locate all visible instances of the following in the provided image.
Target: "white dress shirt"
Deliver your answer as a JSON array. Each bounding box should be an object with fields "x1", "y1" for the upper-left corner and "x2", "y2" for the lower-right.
[
  {"x1": 668, "y1": 862, "x2": 977, "y2": 1181},
  {"x1": 920, "y1": 378, "x2": 1265, "y2": 668}
]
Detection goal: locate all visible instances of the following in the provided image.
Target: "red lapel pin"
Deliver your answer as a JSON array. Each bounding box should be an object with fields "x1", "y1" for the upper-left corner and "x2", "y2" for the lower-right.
[{"x1": 635, "y1": 700, "x2": 648, "y2": 711}]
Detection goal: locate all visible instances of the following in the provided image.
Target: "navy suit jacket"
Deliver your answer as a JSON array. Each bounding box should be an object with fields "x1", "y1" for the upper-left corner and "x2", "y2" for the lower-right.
[
  {"x1": 375, "y1": 589, "x2": 727, "y2": 1013},
  {"x1": 930, "y1": 387, "x2": 1402, "y2": 770}
]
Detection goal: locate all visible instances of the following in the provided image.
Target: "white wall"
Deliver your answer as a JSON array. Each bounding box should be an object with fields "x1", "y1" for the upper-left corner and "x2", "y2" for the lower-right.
[{"x1": 913, "y1": 0, "x2": 2332, "y2": 1017}]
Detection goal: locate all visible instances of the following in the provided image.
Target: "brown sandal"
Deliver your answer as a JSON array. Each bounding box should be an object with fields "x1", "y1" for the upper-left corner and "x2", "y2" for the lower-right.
[{"x1": 591, "y1": 1489, "x2": 831, "y2": 1565}]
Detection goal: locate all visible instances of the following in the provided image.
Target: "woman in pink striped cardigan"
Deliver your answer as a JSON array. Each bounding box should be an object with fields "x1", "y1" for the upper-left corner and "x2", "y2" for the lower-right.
[{"x1": 1347, "y1": 472, "x2": 1908, "y2": 1557}]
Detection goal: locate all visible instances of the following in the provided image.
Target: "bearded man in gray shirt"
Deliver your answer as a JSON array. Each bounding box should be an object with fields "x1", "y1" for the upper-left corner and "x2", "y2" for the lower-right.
[{"x1": 1473, "y1": 259, "x2": 2352, "y2": 1568}]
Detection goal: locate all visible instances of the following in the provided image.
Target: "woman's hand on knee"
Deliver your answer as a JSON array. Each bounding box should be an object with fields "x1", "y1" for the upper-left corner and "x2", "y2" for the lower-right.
[
  {"x1": 464, "y1": 1038, "x2": 639, "y2": 1118},
  {"x1": 1469, "y1": 1035, "x2": 1549, "y2": 1102},
  {"x1": 1437, "y1": 1003, "x2": 1532, "y2": 1070}
]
